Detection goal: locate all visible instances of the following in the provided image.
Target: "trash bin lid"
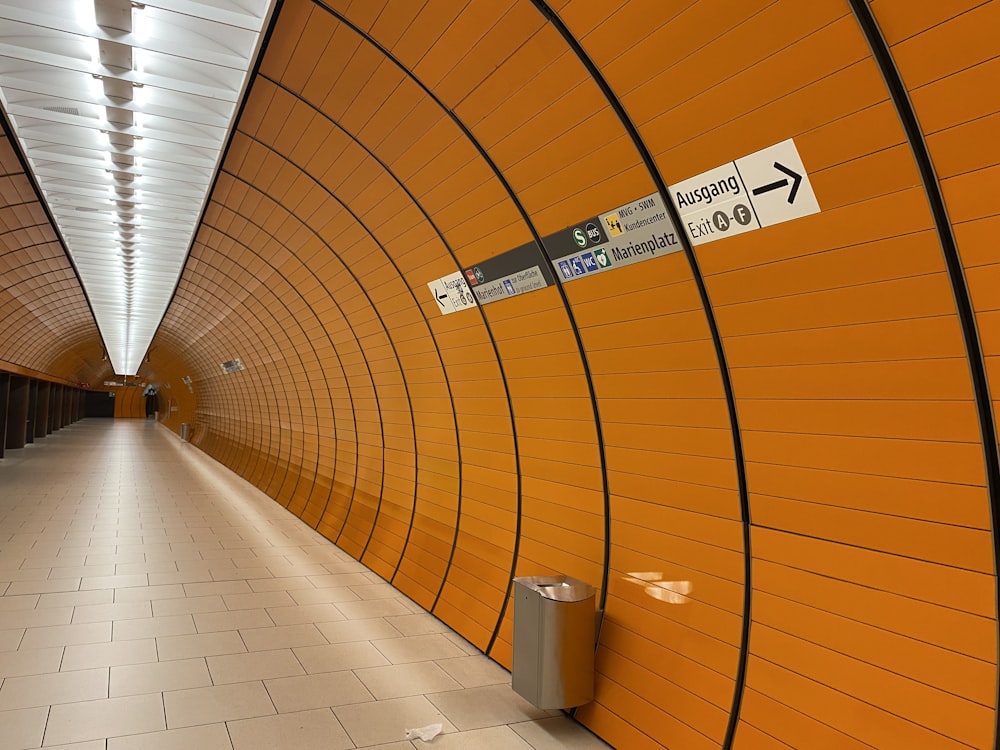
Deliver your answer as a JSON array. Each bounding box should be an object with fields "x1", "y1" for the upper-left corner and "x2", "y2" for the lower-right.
[{"x1": 514, "y1": 575, "x2": 595, "y2": 602}]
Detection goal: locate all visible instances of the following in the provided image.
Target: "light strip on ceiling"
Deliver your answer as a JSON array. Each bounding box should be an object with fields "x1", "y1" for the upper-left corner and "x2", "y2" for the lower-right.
[{"x1": 0, "y1": 0, "x2": 275, "y2": 375}]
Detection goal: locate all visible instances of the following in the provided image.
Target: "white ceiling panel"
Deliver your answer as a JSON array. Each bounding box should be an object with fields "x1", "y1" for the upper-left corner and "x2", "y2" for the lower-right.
[{"x1": 0, "y1": 0, "x2": 275, "y2": 375}]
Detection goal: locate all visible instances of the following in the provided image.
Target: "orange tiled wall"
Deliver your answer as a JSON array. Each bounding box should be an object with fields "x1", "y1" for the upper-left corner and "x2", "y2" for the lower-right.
[{"x1": 1, "y1": 2, "x2": 996, "y2": 748}]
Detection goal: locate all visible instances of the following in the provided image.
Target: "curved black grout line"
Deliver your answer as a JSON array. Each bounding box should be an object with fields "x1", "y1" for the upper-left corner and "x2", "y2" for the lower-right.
[
  {"x1": 260, "y1": 71, "x2": 522, "y2": 622},
  {"x1": 317, "y1": 0, "x2": 614, "y2": 641},
  {"x1": 196, "y1": 180, "x2": 375, "y2": 545},
  {"x1": 178, "y1": 266, "x2": 302, "y2": 497},
  {"x1": 178, "y1": 242, "x2": 312, "y2": 504},
  {"x1": 530, "y1": 1, "x2": 754, "y2": 741},
  {"x1": 210, "y1": 271, "x2": 295, "y2": 500},
  {"x1": 219, "y1": 159, "x2": 415, "y2": 574},
  {"x1": 848, "y1": 5, "x2": 1000, "y2": 749}
]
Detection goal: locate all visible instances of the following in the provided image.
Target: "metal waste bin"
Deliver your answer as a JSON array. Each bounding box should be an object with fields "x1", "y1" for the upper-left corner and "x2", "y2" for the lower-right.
[
  {"x1": 180, "y1": 422, "x2": 190, "y2": 441},
  {"x1": 512, "y1": 575, "x2": 595, "y2": 709}
]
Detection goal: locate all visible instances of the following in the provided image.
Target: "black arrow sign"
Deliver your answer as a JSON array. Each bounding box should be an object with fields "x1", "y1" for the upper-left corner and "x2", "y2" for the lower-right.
[
  {"x1": 436, "y1": 289, "x2": 448, "y2": 307},
  {"x1": 751, "y1": 162, "x2": 802, "y2": 204}
]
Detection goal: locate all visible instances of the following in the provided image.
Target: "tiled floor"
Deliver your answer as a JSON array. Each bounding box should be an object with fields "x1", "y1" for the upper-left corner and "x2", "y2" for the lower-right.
[{"x1": 0, "y1": 420, "x2": 611, "y2": 749}]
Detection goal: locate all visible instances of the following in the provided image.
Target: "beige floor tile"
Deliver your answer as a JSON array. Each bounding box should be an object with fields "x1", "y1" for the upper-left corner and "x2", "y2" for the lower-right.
[
  {"x1": 71, "y1": 601, "x2": 152, "y2": 624},
  {"x1": 227, "y1": 708, "x2": 353, "y2": 750},
  {"x1": 20, "y1": 621, "x2": 110, "y2": 649},
  {"x1": 113, "y1": 614, "x2": 196, "y2": 641},
  {"x1": 182, "y1": 581, "x2": 251, "y2": 598},
  {"x1": 6, "y1": 579, "x2": 80, "y2": 596},
  {"x1": 157, "y1": 630, "x2": 246, "y2": 661},
  {"x1": 0, "y1": 607, "x2": 73, "y2": 630},
  {"x1": 193, "y1": 609, "x2": 273, "y2": 633},
  {"x1": 437, "y1": 655, "x2": 511, "y2": 688},
  {"x1": 48, "y1": 564, "x2": 117, "y2": 579},
  {"x1": 372, "y1": 633, "x2": 467, "y2": 664},
  {"x1": 263, "y1": 671, "x2": 374, "y2": 713},
  {"x1": 306, "y1": 573, "x2": 371, "y2": 588},
  {"x1": 287, "y1": 587, "x2": 360, "y2": 606},
  {"x1": 427, "y1": 685, "x2": 552, "y2": 731},
  {"x1": 349, "y1": 583, "x2": 401, "y2": 601},
  {"x1": 38, "y1": 592, "x2": 116, "y2": 611},
  {"x1": 424, "y1": 726, "x2": 534, "y2": 749},
  {"x1": 335, "y1": 598, "x2": 411, "y2": 619},
  {"x1": 264, "y1": 603, "x2": 344, "y2": 626},
  {"x1": 113, "y1": 584, "x2": 185, "y2": 603},
  {"x1": 321, "y1": 561, "x2": 370, "y2": 574},
  {"x1": 442, "y1": 632, "x2": 481, "y2": 655},
  {"x1": 152, "y1": 595, "x2": 227, "y2": 617},
  {"x1": 61, "y1": 637, "x2": 158, "y2": 671},
  {"x1": 385, "y1": 613, "x2": 451, "y2": 636},
  {"x1": 0, "y1": 627, "x2": 24, "y2": 651},
  {"x1": 79, "y1": 574, "x2": 149, "y2": 591},
  {"x1": 44, "y1": 693, "x2": 166, "y2": 745},
  {"x1": 238, "y1": 624, "x2": 326, "y2": 651},
  {"x1": 0, "y1": 594, "x2": 41, "y2": 611},
  {"x1": 110, "y1": 658, "x2": 212, "y2": 697},
  {"x1": 115, "y1": 562, "x2": 180, "y2": 576},
  {"x1": 211, "y1": 567, "x2": 271, "y2": 582},
  {"x1": 334, "y1": 695, "x2": 456, "y2": 747},
  {"x1": 315, "y1": 618, "x2": 402, "y2": 644},
  {"x1": 0, "y1": 667, "x2": 108, "y2": 710},
  {"x1": 0, "y1": 705, "x2": 48, "y2": 750},
  {"x1": 511, "y1": 716, "x2": 613, "y2": 749},
  {"x1": 355, "y1": 661, "x2": 462, "y2": 699},
  {"x1": 164, "y1": 681, "x2": 276, "y2": 728},
  {"x1": 293, "y1": 641, "x2": 390, "y2": 674},
  {"x1": 265, "y1": 563, "x2": 329, "y2": 578},
  {"x1": 147, "y1": 571, "x2": 214, "y2": 586},
  {"x1": 107, "y1": 723, "x2": 233, "y2": 750},
  {"x1": 0, "y1": 568, "x2": 49, "y2": 582},
  {"x1": 85, "y1": 553, "x2": 145, "y2": 566},
  {"x1": 222, "y1": 591, "x2": 295, "y2": 611},
  {"x1": 207, "y1": 648, "x2": 304, "y2": 684},
  {"x1": 246, "y1": 576, "x2": 314, "y2": 593},
  {"x1": 35, "y1": 740, "x2": 105, "y2": 750}
]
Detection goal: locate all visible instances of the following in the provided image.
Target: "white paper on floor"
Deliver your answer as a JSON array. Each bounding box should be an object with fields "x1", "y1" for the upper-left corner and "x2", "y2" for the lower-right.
[{"x1": 405, "y1": 723, "x2": 443, "y2": 741}]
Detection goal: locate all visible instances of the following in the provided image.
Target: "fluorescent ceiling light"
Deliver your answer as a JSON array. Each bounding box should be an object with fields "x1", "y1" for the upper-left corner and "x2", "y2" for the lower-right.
[{"x1": 0, "y1": 0, "x2": 275, "y2": 375}]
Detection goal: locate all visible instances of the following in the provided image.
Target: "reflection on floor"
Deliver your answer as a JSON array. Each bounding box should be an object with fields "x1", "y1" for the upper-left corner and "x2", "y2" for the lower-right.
[{"x1": 0, "y1": 419, "x2": 611, "y2": 749}]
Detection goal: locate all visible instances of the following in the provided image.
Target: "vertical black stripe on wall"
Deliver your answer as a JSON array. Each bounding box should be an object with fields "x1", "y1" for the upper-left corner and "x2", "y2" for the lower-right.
[
  {"x1": 530, "y1": 3, "x2": 754, "y2": 747},
  {"x1": 848, "y1": 4, "x2": 1000, "y2": 749},
  {"x1": 315, "y1": 1, "x2": 615, "y2": 625}
]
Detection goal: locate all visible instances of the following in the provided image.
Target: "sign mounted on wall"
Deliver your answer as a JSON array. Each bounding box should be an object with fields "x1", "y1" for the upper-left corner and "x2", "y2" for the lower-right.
[
  {"x1": 542, "y1": 192, "x2": 682, "y2": 283},
  {"x1": 427, "y1": 271, "x2": 477, "y2": 315},
  {"x1": 671, "y1": 138, "x2": 820, "y2": 246},
  {"x1": 462, "y1": 242, "x2": 555, "y2": 307},
  {"x1": 425, "y1": 138, "x2": 819, "y2": 309}
]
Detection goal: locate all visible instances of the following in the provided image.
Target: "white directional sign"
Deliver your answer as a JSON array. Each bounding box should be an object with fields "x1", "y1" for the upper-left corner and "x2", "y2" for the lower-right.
[
  {"x1": 428, "y1": 271, "x2": 477, "y2": 316},
  {"x1": 671, "y1": 138, "x2": 819, "y2": 246}
]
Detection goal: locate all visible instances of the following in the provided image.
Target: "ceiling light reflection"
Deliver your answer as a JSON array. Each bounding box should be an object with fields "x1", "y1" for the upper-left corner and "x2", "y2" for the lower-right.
[
  {"x1": 623, "y1": 573, "x2": 693, "y2": 605},
  {"x1": 0, "y1": 0, "x2": 276, "y2": 375}
]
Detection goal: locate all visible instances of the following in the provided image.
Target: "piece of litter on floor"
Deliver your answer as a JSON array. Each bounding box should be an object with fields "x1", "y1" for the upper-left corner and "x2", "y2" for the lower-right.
[{"x1": 405, "y1": 723, "x2": 443, "y2": 741}]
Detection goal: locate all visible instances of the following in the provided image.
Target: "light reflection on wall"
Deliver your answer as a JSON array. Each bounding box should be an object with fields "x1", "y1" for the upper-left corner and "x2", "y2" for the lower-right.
[{"x1": 624, "y1": 573, "x2": 693, "y2": 604}]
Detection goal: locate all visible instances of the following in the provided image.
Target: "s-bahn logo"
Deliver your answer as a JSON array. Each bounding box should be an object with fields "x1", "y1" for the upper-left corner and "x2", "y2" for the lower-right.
[{"x1": 572, "y1": 222, "x2": 602, "y2": 248}]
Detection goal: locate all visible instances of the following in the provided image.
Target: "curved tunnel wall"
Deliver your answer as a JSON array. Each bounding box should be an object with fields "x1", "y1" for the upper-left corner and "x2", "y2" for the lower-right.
[
  {"x1": 0, "y1": 0, "x2": 982, "y2": 748},
  {"x1": 0, "y1": 118, "x2": 107, "y2": 385}
]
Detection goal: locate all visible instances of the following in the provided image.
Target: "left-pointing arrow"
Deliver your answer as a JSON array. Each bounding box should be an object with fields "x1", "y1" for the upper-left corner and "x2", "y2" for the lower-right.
[{"x1": 752, "y1": 162, "x2": 802, "y2": 204}]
